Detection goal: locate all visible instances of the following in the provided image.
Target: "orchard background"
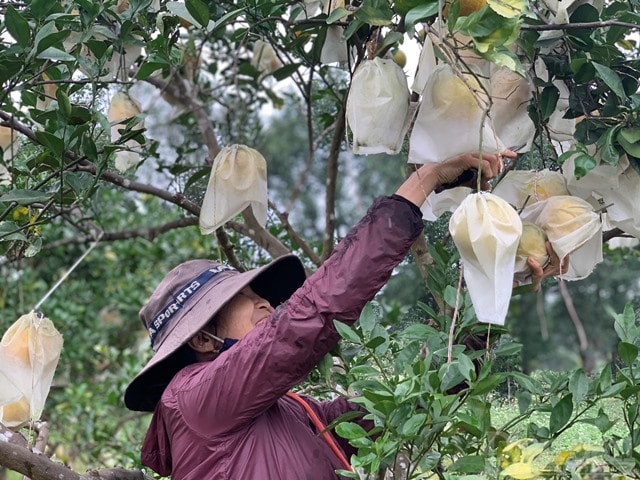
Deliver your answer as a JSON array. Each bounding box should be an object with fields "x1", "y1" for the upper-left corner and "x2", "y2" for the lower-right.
[{"x1": 1, "y1": 0, "x2": 640, "y2": 478}]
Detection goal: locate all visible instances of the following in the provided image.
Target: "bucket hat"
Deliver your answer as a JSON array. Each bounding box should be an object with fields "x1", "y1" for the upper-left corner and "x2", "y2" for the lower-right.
[{"x1": 124, "y1": 254, "x2": 306, "y2": 412}]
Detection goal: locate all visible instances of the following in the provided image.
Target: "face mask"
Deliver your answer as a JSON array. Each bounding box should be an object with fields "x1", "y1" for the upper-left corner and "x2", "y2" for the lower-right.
[
  {"x1": 200, "y1": 330, "x2": 238, "y2": 354},
  {"x1": 219, "y1": 338, "x2": 238, "y2": 353}
]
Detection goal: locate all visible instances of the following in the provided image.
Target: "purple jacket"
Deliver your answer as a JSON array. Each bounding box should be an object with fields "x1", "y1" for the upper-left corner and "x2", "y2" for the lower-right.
[{"x1": 141, "y1": 196, "x2": 423, "y2": 479}]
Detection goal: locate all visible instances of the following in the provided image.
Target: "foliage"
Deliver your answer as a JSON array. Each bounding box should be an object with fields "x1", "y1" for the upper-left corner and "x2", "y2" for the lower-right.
[{"x1": 332, "y1": 297, "x2": 640, "y2": 478}]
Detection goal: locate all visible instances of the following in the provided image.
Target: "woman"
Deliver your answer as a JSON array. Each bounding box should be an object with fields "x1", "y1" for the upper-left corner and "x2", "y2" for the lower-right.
[{"x1": 124, "y1": 152, "x2": 554, "y2": 479}]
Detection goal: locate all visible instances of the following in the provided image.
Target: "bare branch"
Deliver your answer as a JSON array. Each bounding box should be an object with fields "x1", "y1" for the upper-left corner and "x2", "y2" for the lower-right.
[
  {"x1": 269, "y1": 200, "x2": 321, "y2": 269},
  {"x1": 521, "y1": 20, "x2": 640, "y2": 31},
  {"x1": 215, "y1": 227, "x2": 245, "y2": 271},
  {"x1": 321, "y1": 100, "x2": 347, "y2": 262},
  {"x1": 41, "y1": 218, "x2": 199, "y2": 249}
]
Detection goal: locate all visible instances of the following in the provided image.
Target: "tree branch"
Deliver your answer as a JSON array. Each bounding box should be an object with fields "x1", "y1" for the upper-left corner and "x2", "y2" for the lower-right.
[
  {"x1": 0, "y1": 111, "x2": 297, "y2": 261},
  {"x1": 144, "y1": 75, "x2": 221, "y2": 162},
  {"x1": 521, "y1": 20, "x2": 640, "y2": 31},
  {"x1": 321, "y1": 99, "x2": 347, "y2": 262},
  {"x1": 0, "y1": 430, "x2": 154, "y2": 480},
  {"x1": 40, "y1": 218, "x2": 199, "y2": 249},
  {"x1": 269, "y1": 200, "x2": 321, "y2": 269}
]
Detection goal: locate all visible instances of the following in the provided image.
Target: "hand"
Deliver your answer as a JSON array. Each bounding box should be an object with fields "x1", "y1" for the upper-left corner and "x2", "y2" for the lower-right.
[
  {"x1": 433, "y1": 150, "x2": 516, "y2": 192},
  {"x1": 396, "y1": 150, "x2": 517, "y2": 207},
  {"x1": 527, "y1": 242, "x2": 569, "y2": 292}
]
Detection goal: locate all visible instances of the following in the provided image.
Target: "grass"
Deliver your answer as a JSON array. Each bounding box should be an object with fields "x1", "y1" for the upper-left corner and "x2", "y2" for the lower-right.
[{"x1": 490, "y1": 396, "x2": 629, "y2": 468}]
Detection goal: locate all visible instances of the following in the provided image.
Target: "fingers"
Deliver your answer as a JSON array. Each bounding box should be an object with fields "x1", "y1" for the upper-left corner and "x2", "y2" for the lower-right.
[{"x1": 527, "y1": 257, "x2": 544, "y2": 292}]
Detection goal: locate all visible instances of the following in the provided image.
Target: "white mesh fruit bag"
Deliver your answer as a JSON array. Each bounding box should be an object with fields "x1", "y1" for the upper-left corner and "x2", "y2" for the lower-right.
[
  {"x1": 520, "y1": 195, "x2": 602, "y2": 280},
  {"x1": 408, "y1": 63, "x2": 504, "y2": 165},
  {"x1": 514, "y1": 222, "x2": 550, "y2": 284},
  {"x1": 0, "y1": 311, "x2": 63, "y2": 427},
  {"x1": 199, "y1": 144, "x2": 268, "y2": 235},
  {"x1": 490, "y1": 65, "x2": 536, "y2": 153},
  {"x1": 107, "y1": 91, "x2": 144, "y2": 172},
  {"x1": 346, "y1": 57, "x2": 410, "y2": 155},
  {"x1": 565, "y1": 153, "x2": 640, "y2": 239},
  {"x1": 449, "y1": 192, "x2": 522, "y2": 325},
  {"x1": 493, "y1": 169, "x2": 569, "y2": 210}
]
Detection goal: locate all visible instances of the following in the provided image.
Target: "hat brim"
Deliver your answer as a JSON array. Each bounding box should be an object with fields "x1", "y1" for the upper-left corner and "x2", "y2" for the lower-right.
[{"x1": 124, "y1": 255, "x2": 306, "y2": 412}]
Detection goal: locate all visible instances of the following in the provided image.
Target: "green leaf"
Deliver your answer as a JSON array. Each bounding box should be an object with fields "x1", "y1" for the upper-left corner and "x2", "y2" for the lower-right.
[
  {"x1": 0, "y1": 190, "x2": 52, "y2": 205},
  {"x1": 24, "y1": 236, "x2": 43, "y2": 257},
  {"x1": 5, "y1": 6, "x2": 32, "y2": 48},
  {"x1": 271, "y1": 63, "x2": 301, "y2": 81},
  {"x1": 354, "y1": 2, "x2": 394, "y2": 26},
  {"x1": 568, "y1": 369, "x2": 588, "y2": 404},
  {"x1": 620, "y1": 127, "x2": 640, "y2": 144},
  {"x1": 56, "y1": 89, "x2": 72, "y2": 119},
  {"x1": 185, "y1": 0, "x2": 210, "y2": 28},
  {"x1": 444, "y1": 285, "x2": 461, "y2": 308},
  {"x1": 487, "y1": 0, "x2": 527, "y2": 19},
  {"x1": 37, "y1": 47, "x2": 76, "y2": 62},
  {"x1": 439, "y1": 362, "x2": 466, "y2": 393},
  {"x1": 457, "y1": 352, "x2": 476, "y2": 382},
  {"x1": 613, "y1": 304, "x2": 638, "y2": 344},
  {"x1": 540, "y1": 85, "x2": 560, "y2": 121},
  {"x1": 35, "y1": 130, "x2": 65, "y2": 156},
  {"x1": 405, "y1": 3, "x2": 438, "y2": 34},
  {"x1": 0, "y1": 221, "x2": 28, "y2": 241},
  {"x1": 400, "y1": 323, "x2": 438, "y2": 339},
  {"x1": 448, "y1": 454, "x2": 485, "y2": 473},
  {"x1": 549, "y1": 394, "x2": 573, "y2": 434},
  {"x1": 572, "y1": 153, "x2": 597, "y2": 179},
  {"x1": 618, "y1": 132, "x2": 640, "y2": 158},
  {"x1": 581, "y1": 408, "x2": 615, "y2": 434},
  {"x1": 28, "y1": 0, "x2": 56, "y2": 19},
  {"x1": 592, "y1": 62, "x2": 627, "y2": 100},
  {"x1": 472, "y1": 373, "x2": 507, "y2": 395},
  {"x1": 494, "y1": 341, "x2": 522, "y2": 357},
  {"x1": 619, "y1": 342, "x2": 639, "y2": 365},
  {"x1": 510, "y1": 372, "x2": 542, "y2": 394},
  {"x1": 358, "y1": 302, "x2": 378, "y2": 337},
  {"x1": 326, "y1": 7, "x2": 349, "y2": 24},
  {"x1": 335, "y1": 421, "x2": 367, "y2": 440},
  {"x1": 34, "y1": 22, "x2": 69, "y2": 54},
  {"x1": 400, "y1": 413, "x2": 426, "y2": 437},
  {"x1": 166, "y1": 2, "x2": 209, "y2": 29},
  {"x1": 596, "y1": 125, "x2": 621, "y2": 165},
  {"x1": 333, "y1": 320, "x2": 362, "y2": 344}
]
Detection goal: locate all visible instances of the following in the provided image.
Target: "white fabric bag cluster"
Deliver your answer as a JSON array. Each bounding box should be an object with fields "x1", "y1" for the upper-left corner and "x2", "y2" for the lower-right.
[
  {"x1": 0, "y1": 311, "x2": 63, "y2": 428},
  {"x1": 199, "y1": 144, "x2": 268, "y2": 234},
  {"x1": 346, "y1": 57, "x2": 410, "y2": 155},
  {"x1": 107, "y1": 91, "x2": 145, "y2": 172},
  {"x1": 449, "y1": 192, "x2": 522, "y2": 325}
]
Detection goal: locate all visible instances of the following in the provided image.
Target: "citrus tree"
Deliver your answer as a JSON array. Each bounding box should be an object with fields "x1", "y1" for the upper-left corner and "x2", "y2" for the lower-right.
[{"x1": 1, "y1": 0, "x2": 639, "y2": 478}]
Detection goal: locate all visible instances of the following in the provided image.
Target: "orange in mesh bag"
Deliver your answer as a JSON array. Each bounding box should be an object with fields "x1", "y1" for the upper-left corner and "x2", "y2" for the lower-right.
[
  {"x1": 520, "y1": 195, "x2": 603, "y2": 280},
  {"x1": 0, "y1": 311, "x2": 63, "y2": 427},
  {"x1": 449, "y1": 192, "x2": 522, "y2": 325},
  {"x1": 346, "y1": 57, "x2": 410, "y2": 155},
  {"x1": 199, "y1": 144, "x2": 268, "y2": 235}
]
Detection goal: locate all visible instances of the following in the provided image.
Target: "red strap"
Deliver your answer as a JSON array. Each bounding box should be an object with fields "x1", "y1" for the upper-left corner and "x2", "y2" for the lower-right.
[{"x1": 286, "y1": 391, "x2": 354, "y2": 473}]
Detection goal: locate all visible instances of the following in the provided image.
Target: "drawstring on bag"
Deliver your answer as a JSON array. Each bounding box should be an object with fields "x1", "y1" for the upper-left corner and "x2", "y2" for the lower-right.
[{"x1": 286, "y1": 391, "x2": 355, "y2": 473}]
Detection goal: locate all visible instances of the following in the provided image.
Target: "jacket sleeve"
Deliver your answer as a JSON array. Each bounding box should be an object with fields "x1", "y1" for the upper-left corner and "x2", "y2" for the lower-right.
[{"x1": 177, "y1": 195, "x2": 424, "y2": 436}]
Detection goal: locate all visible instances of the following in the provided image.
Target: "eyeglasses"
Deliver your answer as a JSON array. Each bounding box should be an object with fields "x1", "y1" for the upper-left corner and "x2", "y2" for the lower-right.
[{"x1": 199, "y1": 329, "x2": 226, "y2": 353}]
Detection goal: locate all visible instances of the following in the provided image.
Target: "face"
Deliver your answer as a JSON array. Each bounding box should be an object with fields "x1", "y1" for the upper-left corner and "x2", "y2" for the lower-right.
[{"x1": 215, "y1": 286, "x2": 274, "y2": 339}]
